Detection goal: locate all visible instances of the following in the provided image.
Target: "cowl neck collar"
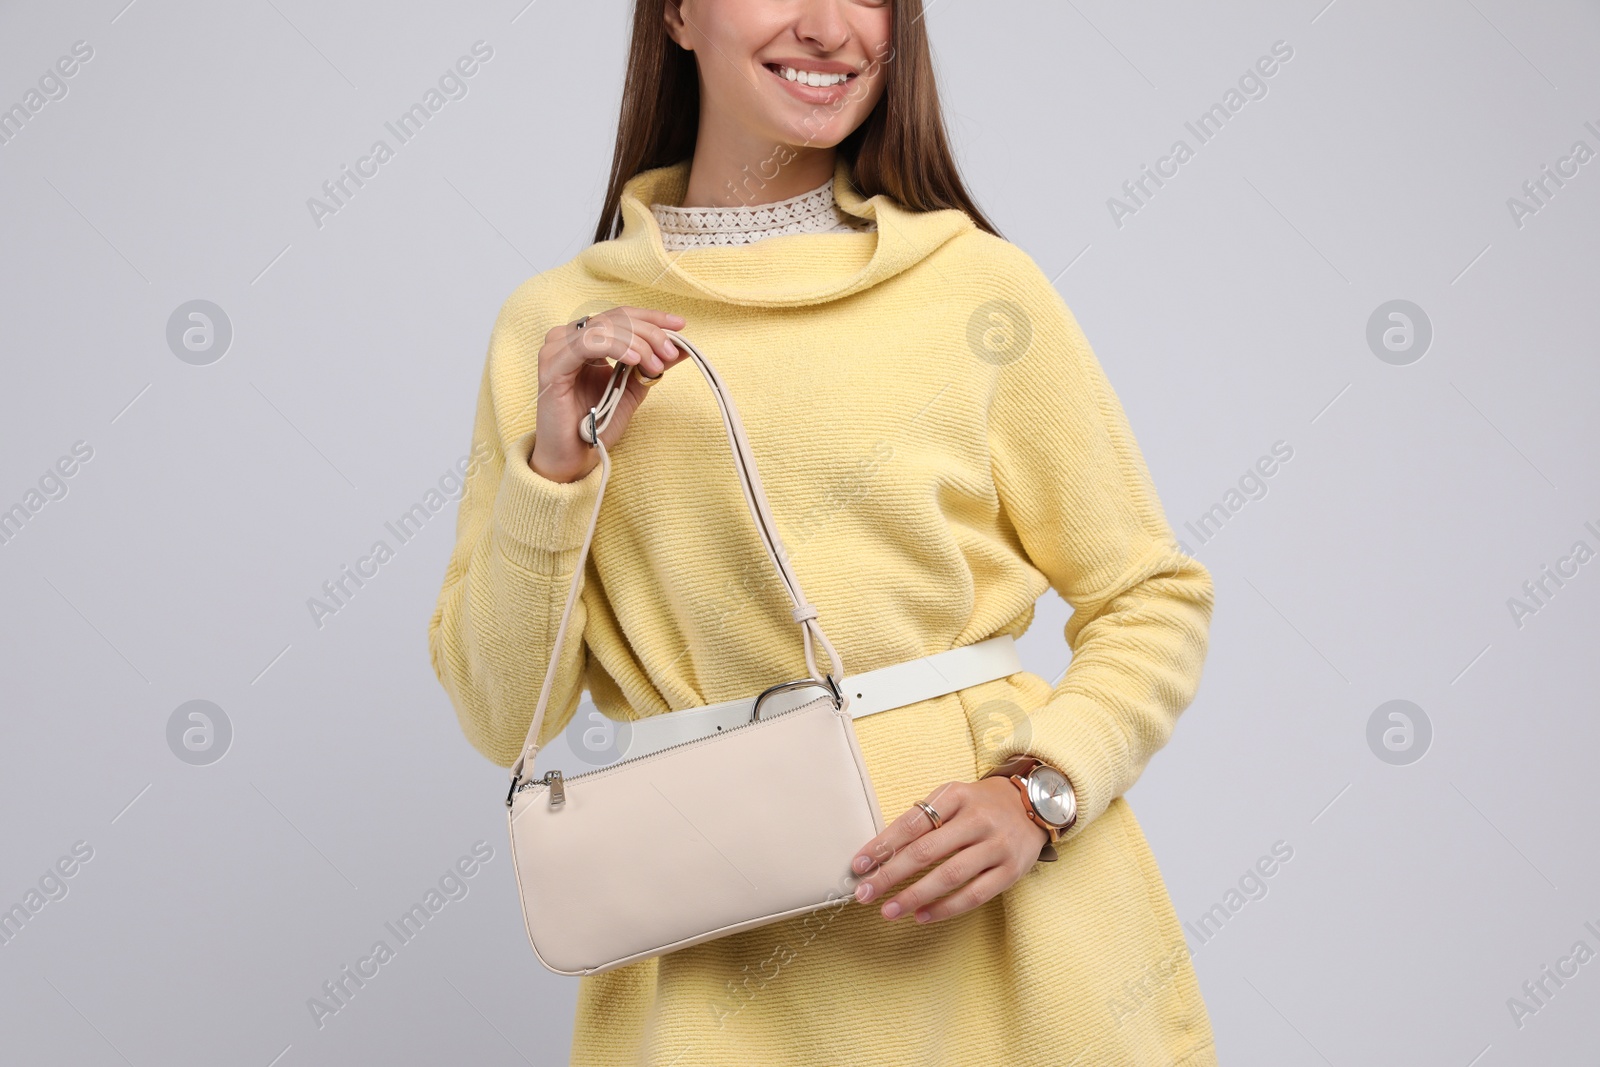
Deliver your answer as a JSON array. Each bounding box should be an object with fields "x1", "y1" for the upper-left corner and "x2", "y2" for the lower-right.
[{"x1": 578, "y1": 157, "x2": 976, "y2": 309}]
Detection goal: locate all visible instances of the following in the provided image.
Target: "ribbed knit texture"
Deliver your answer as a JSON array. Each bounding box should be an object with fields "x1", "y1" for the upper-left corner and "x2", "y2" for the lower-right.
[{"x1": 429, "y1": 158, "x2": 1219, "y2": 1067}]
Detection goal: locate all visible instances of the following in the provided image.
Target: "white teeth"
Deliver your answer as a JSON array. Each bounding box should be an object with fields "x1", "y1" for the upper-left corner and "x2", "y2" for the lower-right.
[{"x1": 775, "y1": 65, "x2": 851, "y2": 87}]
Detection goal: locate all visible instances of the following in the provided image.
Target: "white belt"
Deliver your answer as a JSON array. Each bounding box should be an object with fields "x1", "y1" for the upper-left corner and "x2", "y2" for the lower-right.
[{"x1": 616, "y1": 633, "x2": 1021, "y2": 763}]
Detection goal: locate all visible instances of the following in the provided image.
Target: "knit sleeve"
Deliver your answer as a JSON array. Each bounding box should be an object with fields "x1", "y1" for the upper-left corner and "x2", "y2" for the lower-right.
[
  {"x1": 982, "y1": 261, "x2": 1215, "y2": 846},
  {"x1": 428, "y1": 289, "x2": 606, "y2": 769}
]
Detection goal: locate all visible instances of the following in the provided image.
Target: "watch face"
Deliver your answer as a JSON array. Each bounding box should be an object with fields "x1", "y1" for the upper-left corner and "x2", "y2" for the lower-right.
[{"x1": 1028, "y1": 767, "x2": 1076, "y2": 826}]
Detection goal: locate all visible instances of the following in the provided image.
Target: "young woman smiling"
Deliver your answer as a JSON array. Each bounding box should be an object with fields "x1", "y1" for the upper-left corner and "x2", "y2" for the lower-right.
[{"x1": 429, "y1": 1, "x2": 1220, "y2": 1064}]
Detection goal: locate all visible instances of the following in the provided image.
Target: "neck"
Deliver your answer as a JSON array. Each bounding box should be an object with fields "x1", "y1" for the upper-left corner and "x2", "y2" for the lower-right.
[{"x1": 677, "y1": 127, "x2": 837, "y2": 209}]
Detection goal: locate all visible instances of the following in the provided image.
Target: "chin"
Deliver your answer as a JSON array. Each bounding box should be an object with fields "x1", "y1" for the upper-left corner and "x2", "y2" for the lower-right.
[{"x1": 770, "y1": 113, "x2": 856, "y2": 150}]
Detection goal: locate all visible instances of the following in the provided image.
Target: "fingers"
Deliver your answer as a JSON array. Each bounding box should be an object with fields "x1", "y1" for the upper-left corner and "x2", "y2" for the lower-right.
[
  {"x1": 614, "y1": 305, "x2": 687, "y2": 332},
  {"x1": 861, "y1": 826, "x2": 1010, "y2": 924},
  {"x1": 898, "y1": 860, "x2": 1015, "y2": 925},
  {"x1": 851, "y1": 777, "x2": 1049, "y2": 925},
  {"x1": 851, "y1": 780, "x2": 964, "y2": 875},
  {"x1": 608, "y1": 307, "x2": 686, "y2": 376},
  {"x1": 854, "y1": 819, "x2": 985, "y2": 911},
  {"x1": 548, "y1": 307, "x2": 687, "y2": 378},
  {"x1": 851, "y1": 781, "x2": 970, "y2": 896}
]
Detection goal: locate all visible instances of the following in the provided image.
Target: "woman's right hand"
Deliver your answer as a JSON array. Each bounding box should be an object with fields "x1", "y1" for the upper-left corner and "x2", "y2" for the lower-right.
[{"x1": 530, "y1": 306, "x2": 688, "y2": 483}]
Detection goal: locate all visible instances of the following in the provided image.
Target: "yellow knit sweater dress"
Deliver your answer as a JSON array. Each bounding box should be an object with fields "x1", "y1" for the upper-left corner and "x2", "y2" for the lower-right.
[{"x1": 429, "y1": 158, "x2": 1220, "y2": 1067}]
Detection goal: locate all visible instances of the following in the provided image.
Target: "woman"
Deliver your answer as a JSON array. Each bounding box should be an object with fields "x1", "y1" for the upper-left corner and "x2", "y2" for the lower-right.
[{"x1": 429, "y1": 0, "x2": 1219, "y2": 1063}]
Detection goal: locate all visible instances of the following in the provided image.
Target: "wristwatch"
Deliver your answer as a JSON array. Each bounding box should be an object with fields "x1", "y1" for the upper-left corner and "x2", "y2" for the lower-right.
[{"x1": 983, "y1": 754, "x2": 1077, "y2": 862}]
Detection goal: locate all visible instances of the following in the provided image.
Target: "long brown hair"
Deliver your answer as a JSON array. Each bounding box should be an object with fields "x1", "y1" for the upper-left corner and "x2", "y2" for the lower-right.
[{"x1": 591, "y1": 0, "x2": 1003, "y2": 244}]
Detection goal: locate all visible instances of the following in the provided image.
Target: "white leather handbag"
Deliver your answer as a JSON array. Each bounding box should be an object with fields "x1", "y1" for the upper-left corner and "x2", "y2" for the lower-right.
[{"x1": 505, "y1": 331, "x2": 889, "y2": 977}]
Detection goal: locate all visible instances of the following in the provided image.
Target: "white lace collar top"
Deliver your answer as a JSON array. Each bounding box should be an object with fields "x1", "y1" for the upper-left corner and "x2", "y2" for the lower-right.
[{"x1": 650, "y1": 175, "x2": 876, "y2": 250}]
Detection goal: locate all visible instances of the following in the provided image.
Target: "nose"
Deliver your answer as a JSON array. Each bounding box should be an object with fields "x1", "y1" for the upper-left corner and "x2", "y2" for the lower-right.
[{"x1": 790, "y1": 0, "x2": 852, "y2": 54}]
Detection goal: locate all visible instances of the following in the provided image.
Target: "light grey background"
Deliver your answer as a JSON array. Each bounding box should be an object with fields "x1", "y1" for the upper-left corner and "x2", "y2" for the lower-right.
[{"x1": 2, "y1": 0, "x2": 1597, "y2": 1064}]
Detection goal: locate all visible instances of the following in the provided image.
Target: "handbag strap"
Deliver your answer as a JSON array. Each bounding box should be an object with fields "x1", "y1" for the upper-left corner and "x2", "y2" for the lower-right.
[{"x1": 507, "y1": 330, "x2": 846, "y2": 786}]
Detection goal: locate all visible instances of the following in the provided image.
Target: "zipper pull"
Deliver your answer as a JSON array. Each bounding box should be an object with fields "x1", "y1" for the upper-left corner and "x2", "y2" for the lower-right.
[{"x1": 544, "y1": 769, "x2": 565, "y2": 808}]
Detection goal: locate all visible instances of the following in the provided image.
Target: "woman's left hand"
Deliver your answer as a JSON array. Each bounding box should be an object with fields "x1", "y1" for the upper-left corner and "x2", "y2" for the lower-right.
[{"x1": 850, "y1": 777, "x2": 1049, "y2": 925}]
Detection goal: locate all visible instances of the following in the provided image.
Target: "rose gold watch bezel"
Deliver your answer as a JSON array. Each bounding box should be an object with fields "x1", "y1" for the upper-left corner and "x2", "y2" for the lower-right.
[{"x1": 1025, "y1": 765, "x2": 1076, "y2": 840}]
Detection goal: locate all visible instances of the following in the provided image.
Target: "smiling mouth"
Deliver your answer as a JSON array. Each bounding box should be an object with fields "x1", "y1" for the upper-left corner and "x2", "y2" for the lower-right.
[{"x1": 762, "y1": 63, "x2": 859, "y2": 88}]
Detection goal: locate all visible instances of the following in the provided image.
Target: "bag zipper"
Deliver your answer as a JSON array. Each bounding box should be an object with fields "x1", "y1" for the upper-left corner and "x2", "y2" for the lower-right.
[{"x1": 510, "y1": 690, "x2": 838, "y2": 809}]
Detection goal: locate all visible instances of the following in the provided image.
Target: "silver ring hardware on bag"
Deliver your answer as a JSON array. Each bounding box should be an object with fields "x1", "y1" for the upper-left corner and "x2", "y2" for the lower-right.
[{"x1": 751, "y1": 675, "x2": 843, "y2": 723}]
